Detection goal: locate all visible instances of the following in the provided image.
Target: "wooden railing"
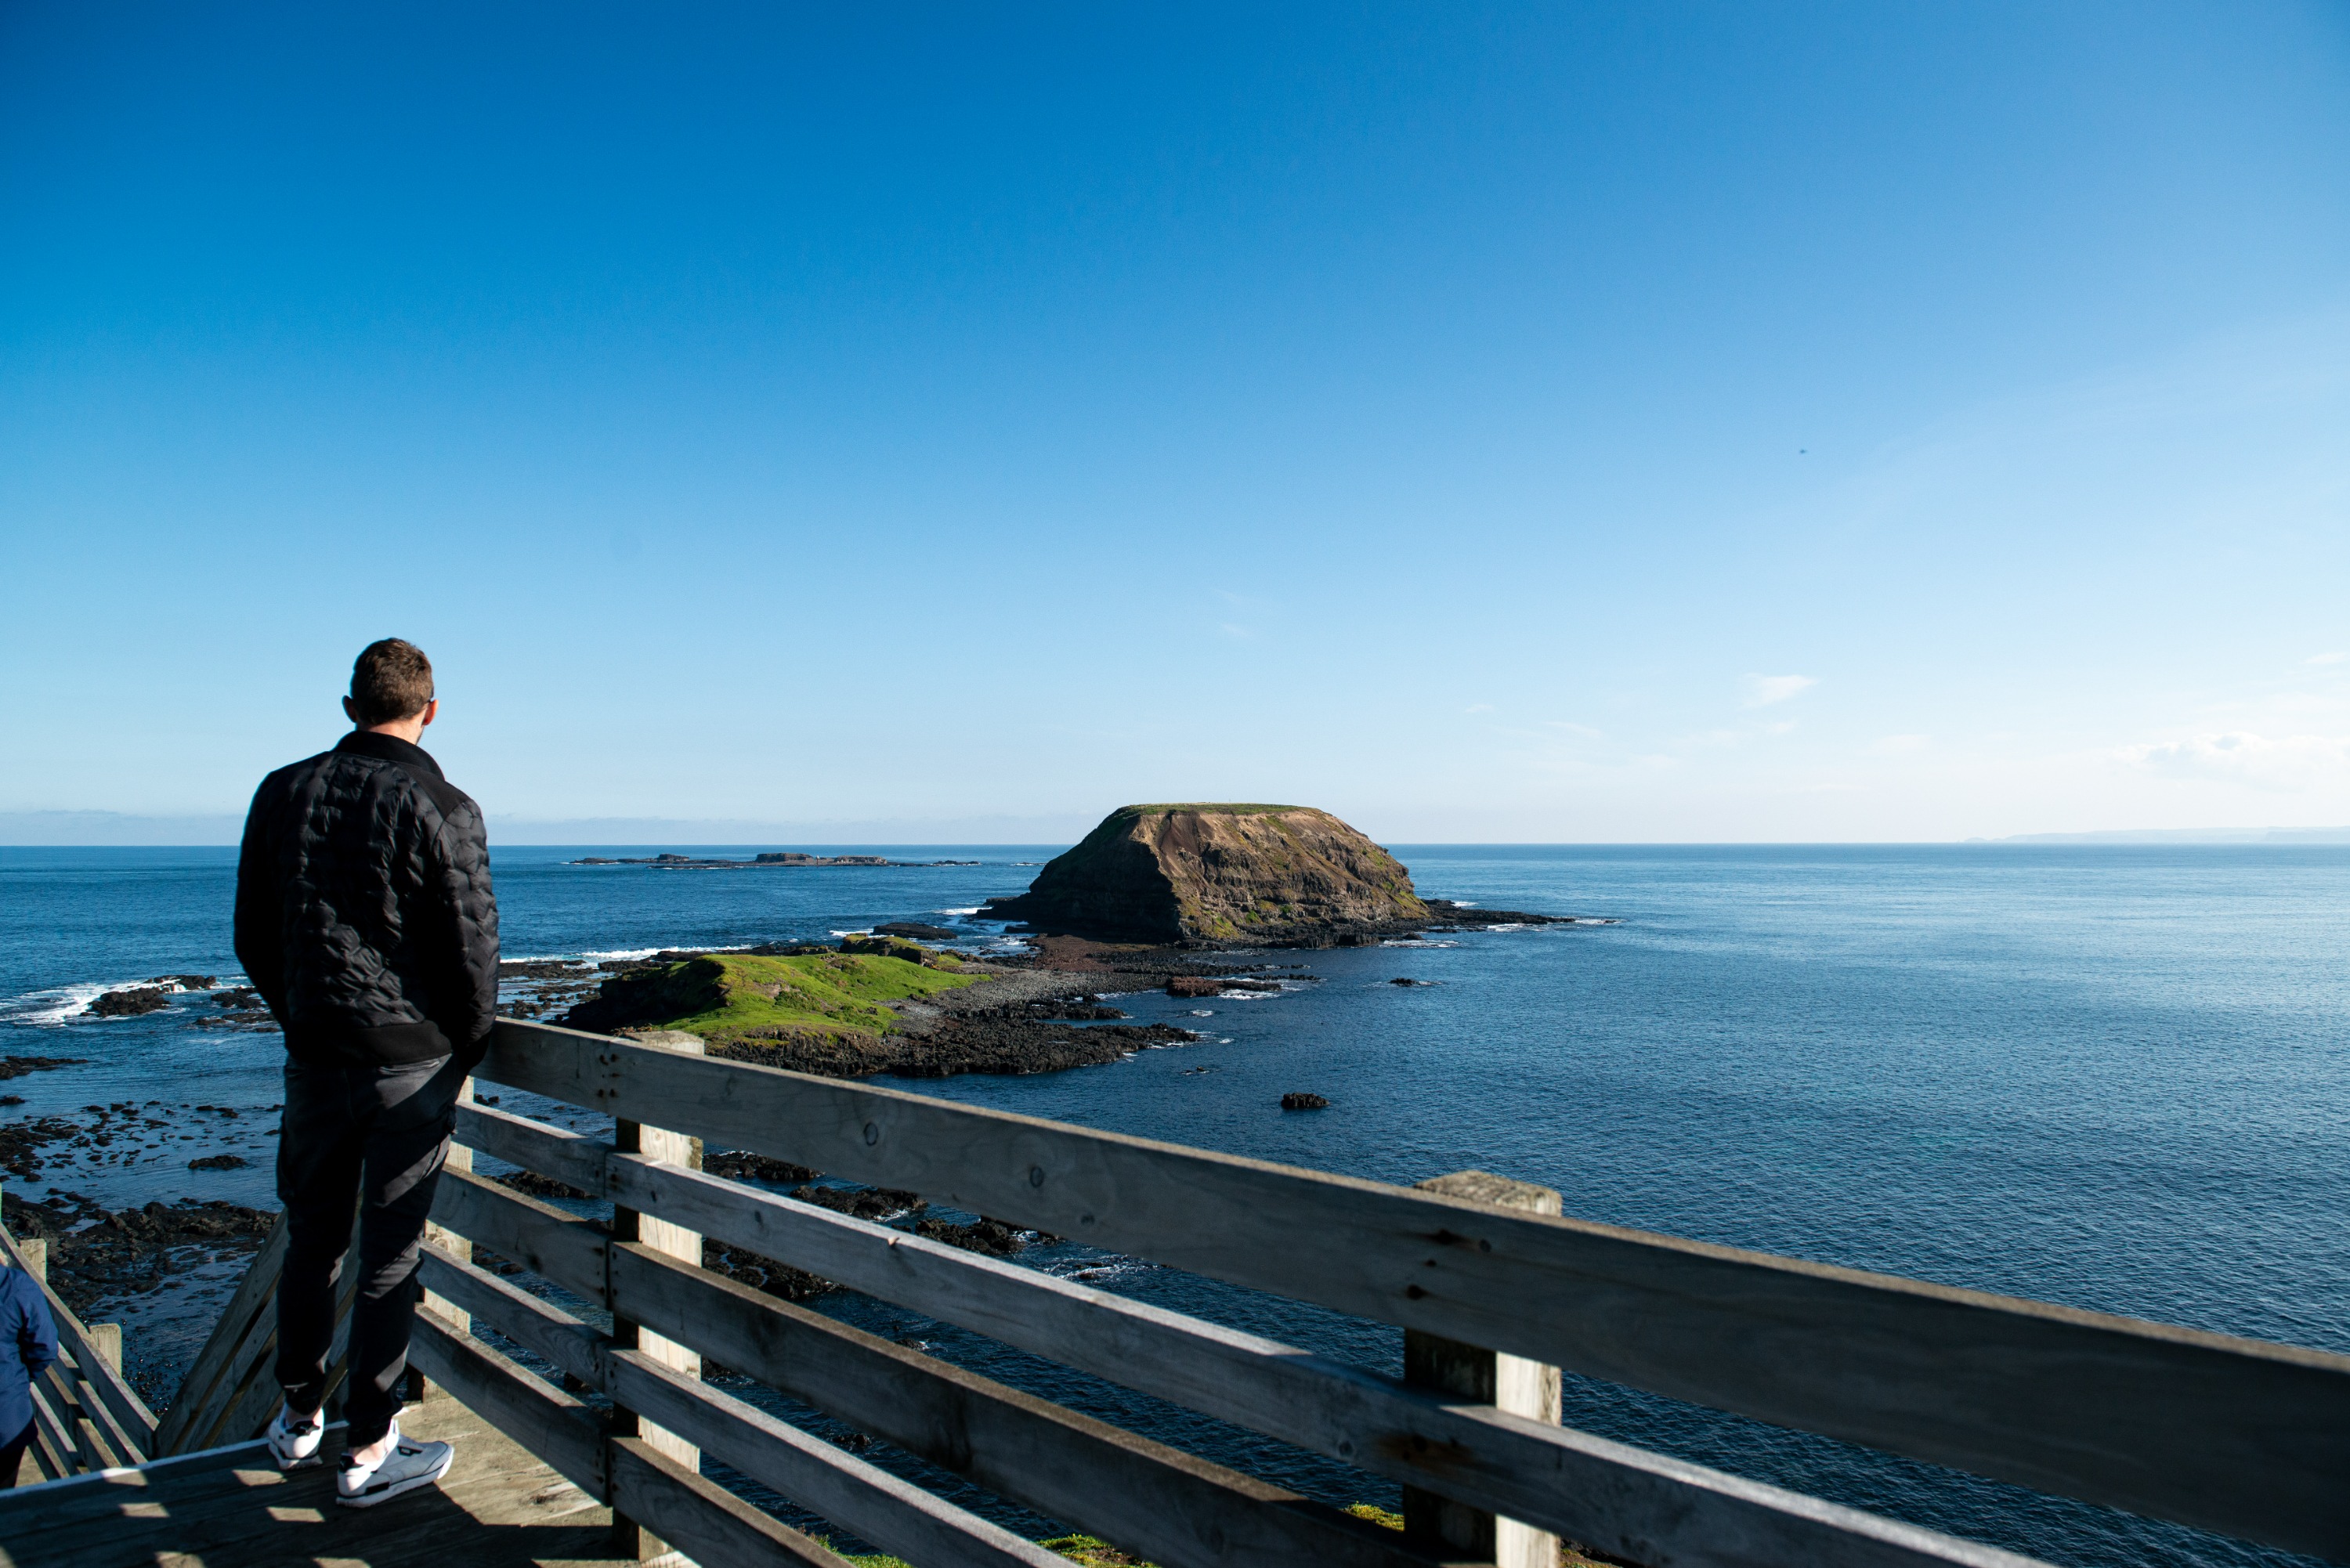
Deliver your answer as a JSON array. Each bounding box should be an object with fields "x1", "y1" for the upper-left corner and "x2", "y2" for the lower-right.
[
  {"x1": 396, "y1": 1018, "x2": 2350, "y2": 1568},
  {"x1": 0, "y1": 1198, "x2": 157, "y2": 1480}
]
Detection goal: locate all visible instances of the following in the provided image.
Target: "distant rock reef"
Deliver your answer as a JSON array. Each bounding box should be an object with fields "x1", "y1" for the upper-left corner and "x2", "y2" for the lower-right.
[
  {"x1": 570, "y1": 852, "x2": 979, "y2": 869},
  {"x1": 982, "y1": 804, "x2": 1444, "y2": 946}
]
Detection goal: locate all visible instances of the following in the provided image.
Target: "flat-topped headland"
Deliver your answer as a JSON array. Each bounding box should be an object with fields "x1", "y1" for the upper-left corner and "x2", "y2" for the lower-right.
[{"x1": 981, "y1": 802, "x2": 1570, "y2": 946}]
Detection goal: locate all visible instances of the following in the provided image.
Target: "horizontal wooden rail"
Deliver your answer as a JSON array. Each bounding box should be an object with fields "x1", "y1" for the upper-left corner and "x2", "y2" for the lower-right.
[
  {"x1": 452, "y1": 1098, "x2": 2047, "y2": 1568},
  {"x1": 0, "y1": 1219, "x2": 157, "y2": 1467},
  {"x1": 479, "y1": 1021, "x2": 2350, "y2": 1559},
  {"x1": 418, "y1": 1239, "x2": 1070, "y2": 1568},
  {"x1": 431, "y1": 1168, "x2": 1446, "y2": 1568}
]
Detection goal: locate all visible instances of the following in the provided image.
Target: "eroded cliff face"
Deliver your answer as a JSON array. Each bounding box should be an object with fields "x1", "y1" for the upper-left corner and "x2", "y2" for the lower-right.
[{"x1": 984, "y1": 804, "x2": 1430, "y2": 945}]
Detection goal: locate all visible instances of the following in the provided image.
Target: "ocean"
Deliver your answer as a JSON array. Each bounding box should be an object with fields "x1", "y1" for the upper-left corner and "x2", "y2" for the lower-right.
[{"x1": 2, "y1": 842, "x2": 2343, "y2": 1567}]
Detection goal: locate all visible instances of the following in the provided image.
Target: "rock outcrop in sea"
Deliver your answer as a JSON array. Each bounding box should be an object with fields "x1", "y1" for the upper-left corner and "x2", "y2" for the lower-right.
[{"x1": 982, "y1": 803, "x2": 1430, "y2": 945}]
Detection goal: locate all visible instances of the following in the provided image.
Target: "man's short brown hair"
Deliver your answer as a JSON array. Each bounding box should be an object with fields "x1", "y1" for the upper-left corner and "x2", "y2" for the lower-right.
[{"x1": 350, "y1": 639, "x2": 436, "y2": 726}]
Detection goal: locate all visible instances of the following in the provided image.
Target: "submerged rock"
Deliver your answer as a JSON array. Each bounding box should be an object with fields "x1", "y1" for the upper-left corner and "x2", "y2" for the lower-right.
[
  {"x1": 982, "y1": 804, "x2": 1431, "y2": 946},
  {"x1": 1281, "y1": 1092, "x2": 1330, "y2": 1111}
]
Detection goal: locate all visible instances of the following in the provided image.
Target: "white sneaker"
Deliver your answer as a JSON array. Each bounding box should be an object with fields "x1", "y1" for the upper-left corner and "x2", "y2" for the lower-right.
[
  {"x1": 265, "y1": 1403, "x2": 324, "y2": 1470},
  {"x1": 334, "y1": 1418, "x2": 454, "y2": 1508}
]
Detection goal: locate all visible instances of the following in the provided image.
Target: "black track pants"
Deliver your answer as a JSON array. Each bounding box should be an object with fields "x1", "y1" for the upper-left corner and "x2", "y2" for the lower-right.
[{"x1": 274, "y1": 1053, "x2": 465, "y2": 1447}]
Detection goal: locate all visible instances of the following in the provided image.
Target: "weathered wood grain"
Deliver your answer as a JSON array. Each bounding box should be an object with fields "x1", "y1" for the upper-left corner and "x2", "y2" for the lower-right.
[
  {"x1": 408, "y1": 1304, "x2": 607, "y2": 1499},
  {"x1": 608, "y1": 1436, "x2": 853, "y2": 1568},
  {"x1": 481, "y1": 1021, "x2": 2350, "y2": 1559},
  {"x1": 155, "y1": 1214, "x2": 288, "y2": 1454},
  {"x1": 430, "y1": 1165, "x2": 609, "y2": 1291},
  {"x1": 418, "y1": 1241, "x2": 1077, "y2": 1568},
  {"x1": 455, "y1": 1100, "x2": 611, "y2": 1195},
  {"x1": 606, "y1": 1239, "x2": 1447, "y2": 1568},
  {"x1": 0, "y1": 1220, "x2": 157, "y2": 1461}
]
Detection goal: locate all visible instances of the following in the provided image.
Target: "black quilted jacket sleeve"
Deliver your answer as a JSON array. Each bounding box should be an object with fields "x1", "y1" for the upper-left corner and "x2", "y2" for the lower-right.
[{"x1": 233, "y1": 734, "x2": 500, "y2": 1067}]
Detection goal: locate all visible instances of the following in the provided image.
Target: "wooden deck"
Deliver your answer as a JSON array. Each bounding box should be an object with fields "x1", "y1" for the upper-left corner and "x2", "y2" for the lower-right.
[{"x1": 0, "y1": 1389, "x2": 626, "y2": 1568}]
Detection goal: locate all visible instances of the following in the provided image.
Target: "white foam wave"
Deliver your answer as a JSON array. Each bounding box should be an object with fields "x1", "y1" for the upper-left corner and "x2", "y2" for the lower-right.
[
  {"x1": 1, "y1": 973, "x2": 226, "y2": 1028},
  {"x1": 938, "y1": 908, "x2": 981, "y2": 916},
  {"x1": 828, "y1": 929, "x2": 873, "y2": 938}
]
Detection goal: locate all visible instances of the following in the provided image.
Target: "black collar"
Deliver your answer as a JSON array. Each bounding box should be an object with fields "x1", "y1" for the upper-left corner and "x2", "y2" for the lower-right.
[{"x1": 334, "y1": 730, "x2": 445, "y2": 780}]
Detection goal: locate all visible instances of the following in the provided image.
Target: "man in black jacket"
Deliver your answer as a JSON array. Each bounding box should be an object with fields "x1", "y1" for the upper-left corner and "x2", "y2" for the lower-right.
[{"x1": 234, "y1": 638, "x2": 497, "y2": 1507}]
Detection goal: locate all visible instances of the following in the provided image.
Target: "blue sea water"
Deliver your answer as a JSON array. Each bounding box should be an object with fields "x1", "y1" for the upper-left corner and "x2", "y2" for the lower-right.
[{"x1": 2, "y1": 843, "x2": 2344, "y2": 1566}]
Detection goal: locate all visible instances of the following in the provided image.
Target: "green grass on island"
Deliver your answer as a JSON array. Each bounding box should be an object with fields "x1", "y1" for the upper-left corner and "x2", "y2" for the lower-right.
[{"x1": 588, "y1": 942, "x2": 982, "y2": 1049}]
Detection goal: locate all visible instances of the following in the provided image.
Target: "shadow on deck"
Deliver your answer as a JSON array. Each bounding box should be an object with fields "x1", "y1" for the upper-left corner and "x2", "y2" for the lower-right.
[{"x1": 0, "y1": 1390, "x2": 625, "y2": 1568}]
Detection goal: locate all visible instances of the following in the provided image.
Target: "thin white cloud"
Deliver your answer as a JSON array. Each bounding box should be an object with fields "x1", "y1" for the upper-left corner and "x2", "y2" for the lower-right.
[
  {"x1": 2120, "y1": 731, "x2": 2350, "y2": 788},
  {"x1": 1741, "y1": 674, "x2": 1817, "y2": 709},
  {"x1": 2306, "y1": 652, "x2": 2348, "y2": 666},
  {"x1": 1466, "y1": 703, "x2": 1495, "y2": 714},
  {"x1": 1871, "y1": 734, "x2": 1930, "y2": 754}
]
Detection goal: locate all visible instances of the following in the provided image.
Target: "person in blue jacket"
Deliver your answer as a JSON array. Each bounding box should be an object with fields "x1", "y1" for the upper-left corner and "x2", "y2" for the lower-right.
[{"x1": 1, "y1": 1248, "x2": 60, "y2": 1487}]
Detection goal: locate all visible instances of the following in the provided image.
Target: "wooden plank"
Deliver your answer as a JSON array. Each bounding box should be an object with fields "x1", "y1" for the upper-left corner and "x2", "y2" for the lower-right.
[
  {"x1": 606, "y1": 1152, "x2": 2052, "y2": 1567},
  {"x1": 171, "y1": 1205, "x2": 363, "y2": 1453},
  {"x1": 606, "y1": 1239, "x2": 1445, "y2": 1568},
  {"x1": 407, "y1": 1302, "x2": 608, "y2": 1500},
  {"x1": 51, "y1": 1356, "x2": 142, "y2": 1472},
  {"x1": 608, "y1": 1435, "x2": 855, "y2": 1568},
  {"x1": 420, "y1": 1075, "x2": 479, "y2": 1382},
  {"x1": 455, "y1": 1100, "x2": 611, "y2": 1196},
  {"x1": 38, "y1": 1362, "x2": 124, "y2": 1473},
  {"x1": 428, "y1": 1166, "x2": 609, "y2": 1294},
  {"x1": 1403, "y1": 1171, "x2": 1560, "y2": 1568},
  {"x1": 155, "y1": 1214, "x2": 289, "y2": 1454},
  {"x1": 610, "y1": 1347, "x2": 1070, "y2": 1568},
  {"x1": 0, "y1": 1223, "x2": 157, "y2": 1458},
  {"x1": 418, "y1": 1241, "x2": 1073, "y2": 1568},
  {"x1": 609, "y1": 1031, "x2": 703, "y2": 1566},
  {"x1": 484, "y1": 1021, "x2": 2350, "y2": 1559},
  {"x1": 418, "y1": 1241, "x2": 606, "y2": 1385},
  {"x1": 196, "y1": 1211, "x2": 365, "y2": 1452}
]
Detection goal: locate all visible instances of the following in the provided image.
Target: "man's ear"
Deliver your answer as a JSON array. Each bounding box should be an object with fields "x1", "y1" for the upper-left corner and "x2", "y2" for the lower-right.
[
  {"x1": 418, "y1": 698, "x2": 439, "y2": 730},
  {"x1": 342, "y1": 696, "x2": 359, "y2": 725}
]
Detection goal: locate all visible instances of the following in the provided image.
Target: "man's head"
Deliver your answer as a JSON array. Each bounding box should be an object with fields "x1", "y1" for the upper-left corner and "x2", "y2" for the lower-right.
[{"x1": 343, "y1": 638, "x2": 439, "y2": 740}]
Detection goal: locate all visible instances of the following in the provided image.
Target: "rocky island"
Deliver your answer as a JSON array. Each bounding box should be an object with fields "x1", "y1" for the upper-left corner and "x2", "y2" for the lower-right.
[{"x1": 982, "y1": 802, "x2": 1552, "y2": 945}]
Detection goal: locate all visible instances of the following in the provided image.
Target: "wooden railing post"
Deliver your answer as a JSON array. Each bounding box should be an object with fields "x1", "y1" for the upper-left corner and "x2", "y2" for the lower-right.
[
  {"x1": 1403, "y1": 1171, "x2": 1562, "y2": 1568},
  {"x1": 415, "y1": 1075, "x2": 476, "y2": 1400},
  {"x1": 17, "y1": 1237, "x2": 45, "y2": 1284},
  {"x1": 611, "y1": 1031, "x2": 706, "y2": 1563}
]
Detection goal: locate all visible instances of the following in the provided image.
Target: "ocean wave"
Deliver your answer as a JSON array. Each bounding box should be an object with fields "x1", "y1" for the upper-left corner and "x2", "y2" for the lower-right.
[
  {"x1": 938, "y1": 908, "x2": 981, "y2": 916},
  {"x1": 2, "y1": 974, "x2": 230, "y2": 1028}
]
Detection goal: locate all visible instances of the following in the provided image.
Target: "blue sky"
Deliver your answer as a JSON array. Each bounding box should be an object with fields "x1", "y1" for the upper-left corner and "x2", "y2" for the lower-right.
[{"x1": 4, "y1": 2, "x2": 2347, "y2": 843}]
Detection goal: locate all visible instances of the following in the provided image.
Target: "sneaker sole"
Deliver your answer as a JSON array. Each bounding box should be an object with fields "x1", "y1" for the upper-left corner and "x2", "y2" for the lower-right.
[
  {"x1": 272, "y1": 1449, "x2": 324, "y2": 1472},
  {"x1": 335, "y1": 1448, "x2": 455, "y2": 1508}
]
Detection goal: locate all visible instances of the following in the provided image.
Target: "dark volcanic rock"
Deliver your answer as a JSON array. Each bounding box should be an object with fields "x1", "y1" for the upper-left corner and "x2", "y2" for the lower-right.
[
  {"x1": 982, "y1": 804, "x2": 1430, "y2": 946},
  {"x1": 705, "y1": 1150, "x2": 819, "y2": 1186},
  {"x1": 1280, "y1": 1092, "x2": 1330, "y2": 1111},
  {"x1": 875, "y1": 922, "x2": 960, "y2": 940},
  {"x1": 1419, "y1": 899, "x2": 1575, "y2": 927},
  {"x1": 86, "y1": 988, "x2": 170, "y2": 1017},
  {"x1": 186, "y1": 1154, "x2": 248, "y2": 1170},
  {"x1": 2, "y1": 1190, "x2": 275, "y2": 1317},
  {"x1": 146, "y1": 974, "x2": 217, "y2": 991},
  {"x1": 497, "y1": 1169, "x2": 593, "y2": 1201},
  {"x1": 0, "y1": 1056, "x2": 85, "y2": 1080}
]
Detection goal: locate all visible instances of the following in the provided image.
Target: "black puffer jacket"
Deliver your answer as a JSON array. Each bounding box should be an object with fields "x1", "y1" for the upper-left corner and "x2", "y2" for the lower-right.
[{"x1": 234, "y1": 732, "x2": 499, "y2": 1068}]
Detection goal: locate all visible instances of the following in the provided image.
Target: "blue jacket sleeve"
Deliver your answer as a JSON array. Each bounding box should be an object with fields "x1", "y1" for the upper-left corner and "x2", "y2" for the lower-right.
[{"x1": 14, "y1": 1271, "x2": 57, "y2": 1380}]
